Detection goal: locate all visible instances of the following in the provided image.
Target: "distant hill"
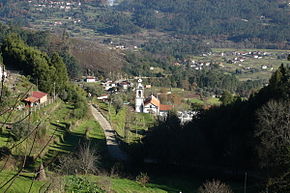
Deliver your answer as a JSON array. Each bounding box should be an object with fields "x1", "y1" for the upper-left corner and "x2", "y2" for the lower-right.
[
  {"x1": 0, "y1": 0, "x2": 290, "y2": 48},
  {"x1": 118, "y1": 0, "x2": 290, "y2": 48}
]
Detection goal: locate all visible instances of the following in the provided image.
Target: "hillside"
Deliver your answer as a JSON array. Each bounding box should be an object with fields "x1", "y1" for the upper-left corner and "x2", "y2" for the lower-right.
[
  {"x1": 69, "y1": 38, "x2": 126, "y2": 76},
  {"x1": 0, "y1": 0, "x2": 290, "y2": 49},
  {"x1": 118, "y1": 0, "x2": 290, "y2": 47}
]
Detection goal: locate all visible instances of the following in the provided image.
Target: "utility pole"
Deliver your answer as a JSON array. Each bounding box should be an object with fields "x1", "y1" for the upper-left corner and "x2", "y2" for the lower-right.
[
  {"x1": 53, "y1": 82, "x2": 56, "y2": 100},
  {"x1": 108, "y1": 98, "x2": 112, "y2": 124},
  {"x1": 244, "y1": 172, "x2": 247, "y2": 193}
]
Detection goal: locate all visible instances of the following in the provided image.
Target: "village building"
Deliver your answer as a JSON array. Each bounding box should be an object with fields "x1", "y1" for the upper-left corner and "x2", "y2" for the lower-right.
[
  {"x1": 85, "y1": 76, "x2": 96, "y2": 83},
  {"x1": 102, "y1": 80, "x2": 117, "y2": 91},
  {"x1": 24, "y1": 91, "x2": 48, "y2": 107},
  {"x1": 135, "y1": 79, "x2": 173, "y2": 116},
  {"x1": 118, "y1": 81, "x2": 131, "y2": 90},
  {"x1": 97, "y1": 94, "x2": 109, "y2": 101},
  {"x1": 143, "y1": 95, "x2": 160, "y2": 114}
]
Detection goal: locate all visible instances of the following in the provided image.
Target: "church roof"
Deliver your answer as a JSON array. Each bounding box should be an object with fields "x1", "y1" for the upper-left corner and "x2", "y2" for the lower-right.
[
  {"x1": 160, "y1": 104, "x2": 174, "y2": 111},
  {"x1": 144, "y1": 95, "x2": 160, "y2": 107}
]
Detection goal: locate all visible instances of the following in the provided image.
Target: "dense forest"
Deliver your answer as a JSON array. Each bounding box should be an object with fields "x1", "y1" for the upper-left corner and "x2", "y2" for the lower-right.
[
  {"x1": 139, "y1": 64, "x2": 290, "y2": 192},
  {"x1": 0, "y1": 26, "x2": 89, "y2": 119}
]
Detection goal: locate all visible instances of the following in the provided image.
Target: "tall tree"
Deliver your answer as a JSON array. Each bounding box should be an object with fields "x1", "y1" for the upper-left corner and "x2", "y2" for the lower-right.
[{"x1": 50, "y1": 53, "x2": 68, "y2": 94}]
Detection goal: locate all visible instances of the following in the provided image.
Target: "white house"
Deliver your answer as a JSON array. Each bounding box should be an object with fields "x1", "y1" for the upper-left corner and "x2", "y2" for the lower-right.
[
  {"x1": 85, "y1": 76, "x2": 96, "y2": 83},
  {"x1": 103, "y1": 81, "x2": 116, "y2": 91},
  {"x1": 97, "y1": 94, "x2": 109, "y2": 100},
  {"x1": 261, "y1": 65, "x2": 268, "y2": 70}
]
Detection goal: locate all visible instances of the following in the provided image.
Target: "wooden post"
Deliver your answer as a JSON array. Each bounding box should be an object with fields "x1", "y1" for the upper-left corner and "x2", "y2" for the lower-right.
[{"x1": 244, "y1": 172, "x2": 247, "y2": 193}]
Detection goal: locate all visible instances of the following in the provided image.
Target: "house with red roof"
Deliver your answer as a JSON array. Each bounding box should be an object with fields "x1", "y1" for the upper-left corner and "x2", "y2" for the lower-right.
[{"x1": 24, "y1": 91, "x2": 48, "y2": 107}]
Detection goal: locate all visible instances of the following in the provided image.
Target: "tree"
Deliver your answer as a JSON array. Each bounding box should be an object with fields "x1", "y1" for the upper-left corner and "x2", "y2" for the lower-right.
[
  {"x1": 142, "y1": 112, "x2": 182, "y2": 163},
  {"x1": 198, "y1": 180, "x2": 233, "y2": 193},
  {"x1": 60, "y1": 52, "x2": 81, "y2": 79},
  {"x1": 57, "y1": 143, "x2": 99, "y2": 175},
  {"x1": 220, "y1": 91, "x2": 235, "y2": 105},
  {"x1": 83, "y1": 84, "x2": 105, "y2": 97},
  {"x1": 255, "y1": 100, "x2": 290, "y2": 190},
  {"x1": 10, "y1": 121, "x2": 31, "y2": 141},
  {"x1": 49, "y1": 53, "x2": 68, "y2": 94},
  {"x1": 1, "y1": 33, "x2": 56, "y2": 93},
  {"x1": 78, "y1": 143, "x2": 100, "y2": 175},
  {"x1": 111, "y1": 94, "x2": 123, "y2": 113}
]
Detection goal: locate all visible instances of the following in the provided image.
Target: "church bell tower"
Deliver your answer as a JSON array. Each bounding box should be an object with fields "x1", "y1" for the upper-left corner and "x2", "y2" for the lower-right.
[{"x1": 135, "y1": 79, "x2": 144, "y2": 112}]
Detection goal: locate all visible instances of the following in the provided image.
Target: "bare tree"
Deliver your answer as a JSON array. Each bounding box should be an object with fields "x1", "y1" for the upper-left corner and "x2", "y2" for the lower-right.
[
  {"x1": 78, "y1": 143, "x2": 99, "y2": 175},
  {"x1": 57, "y1": 143, "x2": 100, "y2": 175},
  {"x1": 136, "y1": 172, "x2": 150, "y2": 187},
  {"x1": 255, "y1": 100, "x2": 290, "y2": 169},
  {"x1": 198, "y1": 180, "x2": 234, "y2": 193}
]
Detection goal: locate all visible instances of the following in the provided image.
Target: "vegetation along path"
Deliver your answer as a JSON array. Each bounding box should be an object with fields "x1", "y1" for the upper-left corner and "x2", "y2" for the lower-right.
[{"x1": 90, "y1": 104, "x2": 128, "y2": 161}]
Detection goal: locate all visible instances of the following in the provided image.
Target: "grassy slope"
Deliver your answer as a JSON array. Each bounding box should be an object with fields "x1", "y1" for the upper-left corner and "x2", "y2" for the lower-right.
[
  {"x1": 42, "y1": 102, "x2": 107, "y2": 164},
  {"x1": 0, "y1": 172, "x2": 45, "y2": 193}
]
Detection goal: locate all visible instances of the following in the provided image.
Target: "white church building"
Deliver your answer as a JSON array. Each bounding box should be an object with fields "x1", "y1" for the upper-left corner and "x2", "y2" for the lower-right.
[
  {"x1": 135, "y1": 79, "x2": 173, "y2": 116},
  {"x1": 0, "y1": 65, "x2": 7, "y2": 82}
]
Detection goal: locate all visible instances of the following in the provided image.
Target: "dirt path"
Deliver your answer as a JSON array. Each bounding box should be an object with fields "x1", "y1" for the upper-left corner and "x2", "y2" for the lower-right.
[{"x1": 90, "y1": 104, "x2": 128, "y2": 161}]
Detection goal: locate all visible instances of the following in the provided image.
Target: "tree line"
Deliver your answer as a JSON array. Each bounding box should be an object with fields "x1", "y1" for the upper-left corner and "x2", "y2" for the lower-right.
[{"x1": 0, "y1": 32, "x2": 88, "y2": 118}]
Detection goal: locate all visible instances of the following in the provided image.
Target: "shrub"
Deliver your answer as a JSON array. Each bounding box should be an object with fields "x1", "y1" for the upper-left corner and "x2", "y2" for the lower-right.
[
  {"x1": 198, "y1": 179, "x2": 233, "y2": 193},
  {"x1": 136, "y1": 172, "x2": 150, "y2": 187},
  {"x1": 65, "y1": 176, "x2": 105, "y2": 193},
  {"x1": 10, "y1": 121, "x2": 31, "y2": 141}
]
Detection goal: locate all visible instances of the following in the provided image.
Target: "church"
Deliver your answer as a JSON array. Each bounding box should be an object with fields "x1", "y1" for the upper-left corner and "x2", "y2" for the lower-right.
[{"x1": 135, "y1": 79, "x2": 173, "y2": 116}]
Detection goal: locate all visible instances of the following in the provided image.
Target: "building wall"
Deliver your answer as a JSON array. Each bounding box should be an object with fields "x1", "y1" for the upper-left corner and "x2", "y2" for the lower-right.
[
  {"x1": 135, "y1": 98, "x2": 144, "y2": 112},
  {"x1": 143, "y1": 103, "x2": 159, "y2": 114},
  {"x1": 135, "y1": 84, "x2": 144, "y2": 112},
  {"x1": 39, "y1": 95, "x2": 48, "y2": 104},
  {"x1": 0, "y1": 66, "x2": 7, "y2": 80},
  {"x1": 86, "y1": 79, "x2": 96, "y2": 82}
]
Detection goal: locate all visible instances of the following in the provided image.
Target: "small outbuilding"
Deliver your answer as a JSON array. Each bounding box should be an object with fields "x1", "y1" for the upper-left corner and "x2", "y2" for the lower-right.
[
  {"x1": 24, "y1": 91, "x2": 48, "y2": 107},
  {"x1": 85, "y1": 76, "x2": 96, "y2": 83}
]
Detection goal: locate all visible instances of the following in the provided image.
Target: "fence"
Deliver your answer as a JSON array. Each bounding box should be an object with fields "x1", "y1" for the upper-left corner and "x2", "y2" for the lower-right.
[{"x1": 18, "y1": 98, "x2": 56, "y2": 120}]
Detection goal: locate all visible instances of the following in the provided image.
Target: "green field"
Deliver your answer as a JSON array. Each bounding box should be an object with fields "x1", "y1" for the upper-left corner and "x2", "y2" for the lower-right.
[{"x1": 193, "y1": 48, "x2": 288, "y2": 81}]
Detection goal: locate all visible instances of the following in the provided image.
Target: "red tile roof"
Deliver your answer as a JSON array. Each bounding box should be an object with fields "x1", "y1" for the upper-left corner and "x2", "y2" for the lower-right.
[
  {"x1": 143, "y1": 95, "x2": 174, "y2": 112},
  {"x1": 160, "y1": 104, "x2": 173, "y2": 111},
  {"x1": 31, "y1": 91, "x2": 47, "y2": 99},
  {"x1": 24, "y1": 97, "x2": 39, "y2": 103},
  {"x1": 144, "y1": 95, "x2": 160, "y2": 107}
]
